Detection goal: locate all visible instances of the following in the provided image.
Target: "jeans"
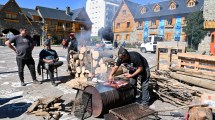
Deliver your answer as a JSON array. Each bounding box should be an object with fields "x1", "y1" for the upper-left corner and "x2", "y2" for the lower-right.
[
  {"x1": 45, "y1": 61, "x2": 63, "y2": 80},
  {"x1": 130, "y1": 68, "x2": 150, "y2": 105},
  {"x1": 16, "y1": 57, "x2": 37, "y2": 82}
]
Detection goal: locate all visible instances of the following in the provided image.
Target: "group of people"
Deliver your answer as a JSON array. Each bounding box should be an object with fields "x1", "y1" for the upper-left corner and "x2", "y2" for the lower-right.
[{"x1": 5, "y1": 28, "x2": 150, "y2": 106}]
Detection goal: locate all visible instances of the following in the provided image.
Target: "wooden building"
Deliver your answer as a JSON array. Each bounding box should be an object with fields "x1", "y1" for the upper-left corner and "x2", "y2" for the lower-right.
[
  {"x1": 113, "y1": 0, "x2": 204, "y2": 43},
  {"x1": 0, "y1": 0, "x2": 92, "y2": 46}
]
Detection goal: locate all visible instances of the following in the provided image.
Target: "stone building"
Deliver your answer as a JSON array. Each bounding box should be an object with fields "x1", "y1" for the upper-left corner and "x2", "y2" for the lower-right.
[
  {"x1": 0, "y1": 0, "x2": 92, "y2": 45},
  {"x1": 113, "y1": 0, "x2": 204, "y2": 44}
]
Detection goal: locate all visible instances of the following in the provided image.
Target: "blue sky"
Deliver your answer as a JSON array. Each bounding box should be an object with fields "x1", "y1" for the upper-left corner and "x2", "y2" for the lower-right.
[{"x1": 0, "y1": 0, "x2": 164, "y2": 10}]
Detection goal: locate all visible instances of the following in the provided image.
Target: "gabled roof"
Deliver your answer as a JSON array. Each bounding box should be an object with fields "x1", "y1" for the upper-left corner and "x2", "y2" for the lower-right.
[
  {"x1": 124, "y1": 0, "x2": 140, "y2": 17},
  {"x1": 22, "y1": 8, "x2": 39, "y2": 20},
  {"x1": 36, "y1": 6, "x2": 83, "y2": 21},
  {"x1": 123, "y1": 0, "x2": 204, "y2": 20}
]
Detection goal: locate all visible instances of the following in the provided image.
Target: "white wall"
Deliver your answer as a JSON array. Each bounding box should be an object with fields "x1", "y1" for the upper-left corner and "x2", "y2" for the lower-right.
[{"x1": 86, "y1": 0, "x2": 120, "y2": 37}]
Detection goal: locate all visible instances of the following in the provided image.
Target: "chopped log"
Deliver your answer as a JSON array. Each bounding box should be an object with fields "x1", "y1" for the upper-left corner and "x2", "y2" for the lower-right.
[
  {"x1": 81, "y1": 66, "x2": 86, "y2": 73},
  {"x1": 51, "y1": 112, "x2": 61, "y2": 120},
  {"x1": 176, "y1": 71, "x2": 215, "y2": 81},
  {"x1": 92, "y1": 51, "x2": 99, "y2": 59},
  {"x1": 93, "y1": 60, "x2": 98, "y2": 68},
  {"x1": 79, "y1": 54, "x2": 84, "y2": 60},
  {"x1": 80, "y1": 47, "x2": 87, "y2": 54},
  {"x1": 80, "y1": 61, "x2": 84, "y2": 67},
  {"x1": 34, "y1": 111, "x2": 50, "y2": 116},
  {"x1": 95, "y1": 67, "x2": 101, "y2": 74},
  {"x1": 85, "y1": 70, "x2": 90, "y2": 74},
  {"x1": 170, "y1": 67, "x2": 215, "y2": 78},
  {"x1": 80, "y1": 73, "x2": 85, "y2": 78},
  {"x1": 26, "y1": 100, "x2": 40, "y2": 113},
  {"x1": 188, "y1": 107, "x2": 213, "y2": 120},
  {"x1": 99, "y1": 58, "x2": 104, "y2": 66},
  {"x1": 76, "y1": 67, "x2": 81, "y2": 73},
  {"x1": 54, "y1": 103, "x2": 62, "y2": 108},
  {"x1": 75, "y1": 73, "x2": 79, "y2": 78},
  {"x1": 170, "y1": 72, "x2": 215, "y2": 91},
  {"x1": 75, "y1": 60, "x2": 79, "y2": 66}
]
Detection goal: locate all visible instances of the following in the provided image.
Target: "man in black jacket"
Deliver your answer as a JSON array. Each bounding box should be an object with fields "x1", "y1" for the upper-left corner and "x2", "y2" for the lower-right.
[
  {"x1": 109, "y1": 47, "x2": 150, "y2": 106},
  {"x1": 5, "y1": 28, "x2": 41, "y2": 86}
]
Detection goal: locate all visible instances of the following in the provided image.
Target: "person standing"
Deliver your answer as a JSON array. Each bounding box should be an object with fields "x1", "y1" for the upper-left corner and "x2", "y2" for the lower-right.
[
  {"x1": 114, "y1": 40, "x2": 118, "y2": 49},
  {"x1": 67, "y1": 33, "x2": 78, "y2": 66},
  {"x1": 108, "y1": 47, "x2": 150, "y2": 106},
  {"x1": 5, "y1": 28, "x2": 41, "y2": 86},
  {"x1": 39, "y1": 40, "x2": 63, "y2": 86}
]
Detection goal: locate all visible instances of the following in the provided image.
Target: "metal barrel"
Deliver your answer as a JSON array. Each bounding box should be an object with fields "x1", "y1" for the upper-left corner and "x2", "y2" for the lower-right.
[{"x1": 84, "y1": 84, "x2": 135, "y2": 117}]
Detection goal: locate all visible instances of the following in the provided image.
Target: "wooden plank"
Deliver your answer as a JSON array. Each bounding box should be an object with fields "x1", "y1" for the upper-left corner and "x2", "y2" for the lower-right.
[
  {"x1": 26, "y1": 100, "x2": 40, "y2": 113},
  {"x1": 178, "y1": 53, "x2": 215, "y2": 61},
  {"x1": 176, "y1": 71, "x2": 215, "y2": 81},
  {"x1": 170, "y1": 72, "x2": 215, "y2": 91},
  {"x1": 156, "y1": 47, "x2": 160, "y2": 70}
]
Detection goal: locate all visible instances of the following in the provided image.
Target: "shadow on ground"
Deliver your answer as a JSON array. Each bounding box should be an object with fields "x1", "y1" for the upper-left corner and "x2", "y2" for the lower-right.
[
  {"x1": 0, "y1": 102, "x2": 31, "y2": 119},
  {"x1": 0, "y1": 96, "x2": 22, "y2": 105}
]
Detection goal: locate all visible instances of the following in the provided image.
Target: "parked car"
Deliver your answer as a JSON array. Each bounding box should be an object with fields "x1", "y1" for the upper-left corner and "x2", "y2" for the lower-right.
[
  {"x1": 140, "y1": 35, "x2": 164, "y2": 53},
  {"x1": 103, "y1": 41, "x2": 113, "y2": 50}
]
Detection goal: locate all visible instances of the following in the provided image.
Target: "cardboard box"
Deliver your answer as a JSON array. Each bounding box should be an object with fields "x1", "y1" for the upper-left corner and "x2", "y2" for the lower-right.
[{"x1": 201, "y1": 93, "x2": 215, "y2": 108}]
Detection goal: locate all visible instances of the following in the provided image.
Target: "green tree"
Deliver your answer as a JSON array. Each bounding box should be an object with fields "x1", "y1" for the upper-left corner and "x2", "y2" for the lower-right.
[{"x1": 183, "y1": 11, "x2": 207, "y2": 50}]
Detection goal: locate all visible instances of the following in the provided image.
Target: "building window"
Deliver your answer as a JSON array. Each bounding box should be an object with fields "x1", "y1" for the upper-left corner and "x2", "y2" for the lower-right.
[
  {"x1": 125, "y1": 34, "x2": 130, "y2": 40},
  {"x1": 5, "y1": 12, "x2": 18, "y2": 20},
  {"x1": 58, "y1": 22, "x2": 63, "y2": 27},
  {"x1": 169, "y1": 2, "x2": 176, "y2": 10},
  {"x1": 66, "y1": 23, "x2": 70, "y2": 28},
  {"x1": 166, "y1": 19, "x2": 172, "y2": 25},
  {"x1": 141, "y1": 7, "x2": 146, "y2": 14},
  {"x1": 187, "y1": 0, "x2": 196, "y2": 7},
  {"x1": 116, "y1": 23, "x2": 120, "y2": 29},
  {"x1": 127, "y1": 22, "x2": 130, "y2": 28},
  {"x1": 123, "y1": 10, "x2": 126, "y2": 15},
  {"x1": 154, "y1": 4, "x2": 160, "y2": 12},
  {"x1": 151, "y1": 20, "x2": 156, "y2": 26}
]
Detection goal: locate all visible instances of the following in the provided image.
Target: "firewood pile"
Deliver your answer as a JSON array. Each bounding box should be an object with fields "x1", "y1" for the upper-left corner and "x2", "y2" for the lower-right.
[
  {"x1": 26, "y1": 96, "x2": 63, "y2": 120},
  {"x1": 150, "y1": 70, "x2": 202, "y2": 107}
]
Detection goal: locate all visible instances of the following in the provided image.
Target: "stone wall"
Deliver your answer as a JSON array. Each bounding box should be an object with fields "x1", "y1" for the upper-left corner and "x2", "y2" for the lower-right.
[
  {"x1": 198, "y1": 34, "x2": 210, "y2": 53},
  {"x1": 204, "y1": 0, "x2": 215, "y2": 21}
]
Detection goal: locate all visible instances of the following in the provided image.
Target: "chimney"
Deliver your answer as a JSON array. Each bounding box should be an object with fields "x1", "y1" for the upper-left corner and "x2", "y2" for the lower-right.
[{"x1": 66, "y1": 6, "x2": 70, "y2": 15}]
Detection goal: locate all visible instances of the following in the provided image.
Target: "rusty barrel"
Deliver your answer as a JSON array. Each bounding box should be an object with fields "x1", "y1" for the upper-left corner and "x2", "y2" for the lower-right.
[{"x1": 84, "y1": 84, "x2": 135, "y2": 117}]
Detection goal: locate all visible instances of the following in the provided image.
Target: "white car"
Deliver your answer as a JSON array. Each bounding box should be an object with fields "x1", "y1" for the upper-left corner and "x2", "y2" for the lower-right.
[{"x1": 103, "y1": 41, "x2": 113, "y2": 50}]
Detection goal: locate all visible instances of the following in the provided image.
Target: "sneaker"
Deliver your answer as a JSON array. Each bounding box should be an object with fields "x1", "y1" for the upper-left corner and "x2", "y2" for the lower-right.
[
  {"x1": 21, "y1": 82, "x2": 26, "y2": 86},
  {"x1": 33, "y1": 80, "x2": 42, "y2": 84}
]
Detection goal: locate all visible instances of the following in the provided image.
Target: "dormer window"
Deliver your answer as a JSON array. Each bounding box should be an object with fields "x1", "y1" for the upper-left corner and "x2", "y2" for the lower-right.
[
  {"x1": 187, "y1": 0, "x2": 196, "y2": 7},
  {"x1": 169, "y1": 0, "x2": 177, "y2": 10},
  {"x1": 153, "y1": 4, "x2": 160, "y2": 12},
  {"x1": 141, "y1": 7, "x2": 146, "y2": 14}
]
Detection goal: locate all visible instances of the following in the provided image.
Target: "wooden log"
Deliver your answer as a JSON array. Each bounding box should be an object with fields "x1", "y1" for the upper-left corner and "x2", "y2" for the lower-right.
[
  {"x1": 75, "y1": 60, "x2": 80, "y2": 66},
  {"x1": 92, "y1": 51, "x2": 99, "y2": 59},
  {"x1": 75, "y1": 73, "x2": 79, "y2": 78},
  {"x1": 170, "y1": 67, "x2": 215, "y2": 78},
  {"x1": 85, "y1": 70, "x2": 90, "y2": 74},
  {"x1": 80, "y1": 73, "x2": 85, "y2": 78},
  {"x1": 26, "y1": 100, "x2": 40, "y2": 113},
  {"x1": 95, "y1": 67, "x2": 101, "y2": 74},
  {"x1": 81, "y1": 66, "x2": 86, "y2": 73},
  {"x1": 170, "y1": 72, "x2": 215, "y2": 91},
  {"x1": 34, "y1": 111, "x2": 50, "y2": 116},
  {"x1": 80, "y1": 61, "x2": 84, "y2": 67},
  {"x1": 176, "y1": 71, "x2": 215, "y2": 81},
  {"x1": 99, "y1": 58, "x2": 104, "y2": 66},
  {"x1": 188, "y1": 107, "x2": 213, "y2": 120},
  {"x1": 80, "y1": 47, "x2": 87, "y2": 54},
  {"x1": 76, "y1": 67, "x2": 81, "y2": 73},
  {"x1": 79, "y1": 54, "x2": 84, "y2": 60},
  {"x1": 93, "y1": 60, "x2": 98, "y2": 68}
]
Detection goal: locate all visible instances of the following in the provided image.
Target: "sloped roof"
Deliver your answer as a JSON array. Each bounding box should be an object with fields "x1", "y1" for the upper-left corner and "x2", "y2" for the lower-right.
[
  {"x1": 123, "y1": 0, "x2": 204, "y2": 20},
  {"x1": 36, "y1": 6, "x2": 83, "y2": 21},
  {"x1": 22, "y1": 8, "x2": 39, "y2": 19},
  {"x1": 124, "y1": 0, "x2": 140, "y2": 17}
]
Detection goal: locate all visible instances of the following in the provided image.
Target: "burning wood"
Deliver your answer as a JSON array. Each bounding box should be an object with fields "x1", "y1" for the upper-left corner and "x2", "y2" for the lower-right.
[{"x1": 26, "y1": 96, "x2": 63, "y2": 120}]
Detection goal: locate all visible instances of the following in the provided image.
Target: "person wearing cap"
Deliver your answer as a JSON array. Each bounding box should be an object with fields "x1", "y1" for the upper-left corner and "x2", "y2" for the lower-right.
[
  {"x1": 108, "y1": 47, "x2": 150, "y2": 106},
  {"x1": 39, "y1": 39, "x2": 63, "y2": 86},
  {"x1": 5, "y1": 28, "x2": 41, "y2": 86},
  {"x1": 67, "y1": 32, "x2": 78, "y2": 70}
]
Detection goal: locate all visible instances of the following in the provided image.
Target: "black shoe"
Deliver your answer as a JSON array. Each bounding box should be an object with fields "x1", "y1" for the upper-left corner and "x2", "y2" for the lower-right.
[
  {"x1": 33, "y1": 80, "x2": 42, "y2": 84},
  {"x1": 21, "y1": 82, "x2": 26, "y2": 86}
]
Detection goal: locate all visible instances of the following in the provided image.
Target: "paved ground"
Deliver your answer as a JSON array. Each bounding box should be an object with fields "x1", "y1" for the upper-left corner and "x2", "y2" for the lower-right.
[{"x1": 0, "y1": 46, "x2": 185, "y2": 120}]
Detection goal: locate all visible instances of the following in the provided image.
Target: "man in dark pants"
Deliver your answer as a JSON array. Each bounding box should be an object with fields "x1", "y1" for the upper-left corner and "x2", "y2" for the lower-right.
[
  {"x1": 5, "y1": 28, "x2": 41, "y2": 86},
  {"x1": 39, "y1": 40, "x2": 63, "y2": 86},
  {"x1": 109, "y1": 47, "x2": 150, "y2": 106},
  {"x1": 67, "y1": 32, "x2": 78, "y2": 70}
]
